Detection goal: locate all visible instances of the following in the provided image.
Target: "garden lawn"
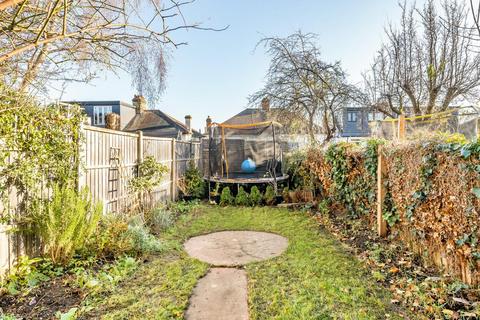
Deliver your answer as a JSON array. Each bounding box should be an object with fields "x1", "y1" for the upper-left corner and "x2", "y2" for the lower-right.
[{"x1": 87, "y1": 206, "x2": 404, "y2": 319}]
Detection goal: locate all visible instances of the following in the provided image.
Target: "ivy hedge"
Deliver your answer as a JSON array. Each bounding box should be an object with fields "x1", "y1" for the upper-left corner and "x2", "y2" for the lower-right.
[{"x1": 303, "y1": 139, "x2": 480, "y2": 284}]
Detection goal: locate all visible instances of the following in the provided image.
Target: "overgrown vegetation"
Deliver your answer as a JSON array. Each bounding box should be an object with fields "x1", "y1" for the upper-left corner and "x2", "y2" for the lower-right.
[
  {"x1": 302, "y1": 138, "x2": 480, "y2": 286},
  {"x1": 0, "y1": 83, "x2": 83, "y2": 226},
  {"x1": 35, "y1": 185, "x2": 102, "y2": 265}
]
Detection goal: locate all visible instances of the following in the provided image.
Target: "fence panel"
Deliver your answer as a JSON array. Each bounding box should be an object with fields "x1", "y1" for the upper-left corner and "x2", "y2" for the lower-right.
[
  {"x1": 81, "y1": 126, "x2": 139, "y2": 214},
  {"x1": 1, "y1": 125, "x2": 201, "y2": 276}
]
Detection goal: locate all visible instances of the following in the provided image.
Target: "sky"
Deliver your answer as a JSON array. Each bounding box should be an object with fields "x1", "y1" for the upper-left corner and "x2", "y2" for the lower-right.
[{"x1": 60, "y1": 0, "x2": 406, "y2": 132}]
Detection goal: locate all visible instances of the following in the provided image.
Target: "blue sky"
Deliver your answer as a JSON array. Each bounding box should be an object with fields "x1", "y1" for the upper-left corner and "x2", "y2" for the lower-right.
[{"x1": 60, "y1": 0, "x2": 405, "y2": 131}]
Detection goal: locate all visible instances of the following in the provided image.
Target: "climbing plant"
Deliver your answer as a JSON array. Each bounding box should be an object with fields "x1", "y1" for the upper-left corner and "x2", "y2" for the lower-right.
[{"x1": 0, "y1": 83, "x2": 83, "y2": 224}]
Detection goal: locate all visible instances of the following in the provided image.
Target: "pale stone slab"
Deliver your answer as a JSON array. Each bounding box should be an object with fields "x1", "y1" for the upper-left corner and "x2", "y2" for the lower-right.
[
  {"x1": 185, "y1": 268, "x2": 249, "y2": 320},
  {"x1": 184, "y1": 231, "x2": 288, "y2": 266}
]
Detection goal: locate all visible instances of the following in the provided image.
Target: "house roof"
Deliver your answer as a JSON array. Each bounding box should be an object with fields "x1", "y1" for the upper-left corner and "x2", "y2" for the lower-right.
[
  {"x1": 124, "y1": 110, "x2": 202, "y2": 138},
  {"x1": 223, "y1": 108, "x2": 278, "y2": 125}
]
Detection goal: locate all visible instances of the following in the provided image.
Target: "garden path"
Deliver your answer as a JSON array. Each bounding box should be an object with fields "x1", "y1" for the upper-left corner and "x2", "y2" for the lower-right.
[{"x1": 184, "y1": 231, "x2": 289, "y2": 320}]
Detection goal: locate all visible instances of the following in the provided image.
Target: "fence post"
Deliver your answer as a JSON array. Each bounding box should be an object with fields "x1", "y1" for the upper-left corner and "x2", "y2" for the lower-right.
[
  {"x1": 477, "y1": 118, "x2": 480, "y2": 140},
  {"x1": 137, "y1": 130, "x2": 144, "y2": 164},
  {"x1": 398, "y1": 114, "x2": 406, "y2": 140},
  {"x1": 170, "y1": 139, "x2": 177, "y2": 201},
  {"x1": 377, "y1": 145, "x2": 388, "y2": 237},
  {"x1": 77, "y1": 122, "x2": 87, "y2": 191}
]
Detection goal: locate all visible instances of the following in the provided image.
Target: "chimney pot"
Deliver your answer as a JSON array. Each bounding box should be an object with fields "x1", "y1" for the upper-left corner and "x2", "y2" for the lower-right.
[
  {"x1": 185, "y1": 115, "x2": 192, "y2": 131},
  {"x1": 261, "y1": 97, "x2": 270, "y2": 112},
  {"x1": 132, "y1": 95, "x2": 147, "y2": 114}
]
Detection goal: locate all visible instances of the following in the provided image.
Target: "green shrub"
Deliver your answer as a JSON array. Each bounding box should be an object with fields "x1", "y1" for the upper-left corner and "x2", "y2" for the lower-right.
[
  {"x1": 181, "y1": 161, "x2": 206, "y2": 199},
  {"x1": 129, "y1": 156, "x2": 168, "y2": 212},
  {"x1": 235, "y1": 186, "x2": 250, "y2": 206},
  {"x1": 91, "y1": 214, "x2": 133, "y2": 258},
  {"x1": 2, "y1": 256, "x2": 49, "y2": 295},
  {"x1": 167, "y1": 199, "x2": 201, "y2": 215},
  {"x1": 150, "y1": 207, "x2": 174, "y2": 234},
  {"x1": 249, "y1": 186, "x2": 263, "y2": 206},
  {"x1": 125, "y1": 223, "x2": 164, "y2": 255},
  {"x1": 35, "y1": 185, "x2": 102, "y2": 265},
  {"x1": 219, "y1": 187, "x2": 234, "y2": 206},
  {"x1": 264, "y1": 185, "x2": 276, "y2": 205}
]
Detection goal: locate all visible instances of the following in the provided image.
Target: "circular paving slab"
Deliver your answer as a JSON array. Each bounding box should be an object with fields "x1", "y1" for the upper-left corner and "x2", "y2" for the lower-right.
[{"x1": 184, "y1": 231, "x2": 288, "y2": 266}]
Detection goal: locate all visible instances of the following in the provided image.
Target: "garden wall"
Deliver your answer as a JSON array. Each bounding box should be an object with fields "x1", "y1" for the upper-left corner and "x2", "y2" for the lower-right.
[{"x1": 304, "y1": 140, "x2": 480, "y2": 284}]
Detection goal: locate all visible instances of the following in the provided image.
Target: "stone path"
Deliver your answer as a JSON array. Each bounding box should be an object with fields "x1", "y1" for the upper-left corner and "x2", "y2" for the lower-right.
[{"x1": 184, "y1": 231, "x2": 288, "y2": 320}]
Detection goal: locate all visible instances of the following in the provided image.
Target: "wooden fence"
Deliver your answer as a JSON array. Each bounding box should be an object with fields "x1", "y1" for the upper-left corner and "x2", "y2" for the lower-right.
[{"x1": 0, "y1": 125, "x2": 201, "y2": 275}]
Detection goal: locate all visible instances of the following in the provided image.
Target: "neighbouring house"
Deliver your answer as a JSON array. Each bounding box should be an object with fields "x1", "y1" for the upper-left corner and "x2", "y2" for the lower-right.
[
  {"x1": 124, "y1": 95, "x2": 202, "y2": 141},
  {"x1": 341, "y1": 106, "x2": 384, "y2": 138},
  {"x1": 213, "y1": 98, "x2": 323, "y2": 151},
  {"x1": 64, "y1": 100, "x2": 136, "y2": 130}
]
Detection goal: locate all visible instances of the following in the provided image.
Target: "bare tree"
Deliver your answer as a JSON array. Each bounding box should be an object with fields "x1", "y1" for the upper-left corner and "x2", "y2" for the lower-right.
[
  {"x1": 0, "y1": 0, "x2": 217, "y2": 103},
  {"x1": 472, "y1": 1, "x2": 480, "y2": 37},
  {"x1": 363, "y1": 0, "x2": 480, "y2": 116},
  {"x1": 250, "y1": 32, "x2": 353, "y2": 144}
]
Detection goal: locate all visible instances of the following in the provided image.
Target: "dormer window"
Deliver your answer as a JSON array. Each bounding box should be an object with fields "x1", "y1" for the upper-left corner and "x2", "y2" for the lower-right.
[{"x1": 347, "y1": 112, "x2": 357, "y2": 122}]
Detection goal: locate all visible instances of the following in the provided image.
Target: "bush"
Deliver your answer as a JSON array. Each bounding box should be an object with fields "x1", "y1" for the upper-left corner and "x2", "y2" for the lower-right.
[
  {"x1": 35, "y1": 185, "x2": 102, "y2": 265},
  {"x1": 150, "y1": 207, "x2": 174, "y2": 234},
  {"x1": 249, "y1": 186, "x2": 263, "y2": 206},
  {"x1": 124, "y1": 223, "x2": 163, "y2": 255},
  {"x1": 92, "y1": 214, "x2": 133, "y2": 258},
  {"x1": 264, "y1": 185, "x2": 276, "y2": 205},
  {"x1": 180, "y1": 161, "x2": 206, "y2": 199},
  {"x1": 129, "y1": 156, "x2": 168, "y2": 212},
  {"x1": 219, "y1": 187, "x2": 234, "y2": 206},
  {"x1": 167, "y1": 199, "x2": 201, "y2": 215},
  {"x1": 235, "y1": 186, "x2": 250, "y2": 206}
]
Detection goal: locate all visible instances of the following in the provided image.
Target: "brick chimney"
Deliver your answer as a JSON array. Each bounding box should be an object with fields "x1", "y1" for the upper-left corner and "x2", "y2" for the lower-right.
[
  {"x1": 132, "y1": 95, "x2": 147, "y2": 114},
  {"x1": 261, "y1": 97, "x2": 270, "y2": 112},
  {"x1": 205, "y1": 116, "x2": 212, "y2": 133},
  {"x1": 185, "y1": 115, "x2": 192, "y2": 132},
  {"x1": 105, "y1": 113, "x2": 120, "y2": 130}
]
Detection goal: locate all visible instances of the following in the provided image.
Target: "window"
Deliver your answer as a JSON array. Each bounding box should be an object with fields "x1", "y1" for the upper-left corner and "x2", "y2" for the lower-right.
[
  {"x1": 93, "y1": 106, "x2": 113, "y2": 125},
  {"x1": 368, "y1": 112, "x2": 374, "y2": 122},
  {"x1": 347, "y1": 112, "x2": 357, "y2": 122}
]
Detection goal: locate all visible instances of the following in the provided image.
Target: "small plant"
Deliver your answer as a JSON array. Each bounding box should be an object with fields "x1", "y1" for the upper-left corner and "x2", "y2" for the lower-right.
[
  {"x1": 180, "y1": 161, "x2": 205, "y2": 199},
  {"x1": 167, "y1": 199, "x2": 200, "y2": 215},
  {"x1": 129, "y1": 156, "x2": 168, "y2": 212},
  {"x1": 210, "y1": 182, "x2": 221, "y2": 196},
  {"x1": 219, "y1": 187, "x2": 234, "y2": 206},
  {"x1": 249, "y1": 186, "x2": 263, "y2": 206},
  {"x1": 235, "y1": 186, "x2": 250, "y2": 206},
  {"x1": 125, "y1": 222, "x2": 164, "y2": 255},
  {"x1": 317, "y1": 199, "x2": 330, "y2": 215},
  {"x1": 150, "y1": 207, "x2": 174, "y2": 233},
  {"x1": 264, "y1": 185, "x2": 276, "y2": 206},
  {"x1": 35, "y1": 185, "x2": 102, "y2": 265},
  {"x1": 92, "y1": 214, "x2": 133, "y2": 258},
  {"x1": 2, "y1": 256, "x2": 49, "y2": 295}
]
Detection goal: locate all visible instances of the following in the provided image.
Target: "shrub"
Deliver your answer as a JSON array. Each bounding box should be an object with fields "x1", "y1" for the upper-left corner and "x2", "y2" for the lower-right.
[
  {"x1": 124, "y1": 223, "x2": 163, "y2": 255},
  {"x1": 180, "y1": 161, "x2": 206, "y2": 199},
  {"x1": 235, "y1": 186, "x2": 250, "y2": 206},
  {"x1": 219, "y1": 187, "x2": 234, "y2": 206},
  {"x1": 167, "y1": 199, "x2": 201, "y2": 215},
  {"x1": 129, "y1": 156, "x2": 168, "y2": 212},
  {"x1": 264, "y1": 185, "x2": 276, "y2": 205},
  {"x1": 92, "y1": 214, "x2": 133, "y2": 258},
  {"x1": 35, "y1": 185, "x2": 102, "y2": 265},
  {"x1": 249, "y1": 186, "x2": 263, "y2": 206},
  {"x1": 150, "y1": 207, "x2": 174, "y2": 234}
]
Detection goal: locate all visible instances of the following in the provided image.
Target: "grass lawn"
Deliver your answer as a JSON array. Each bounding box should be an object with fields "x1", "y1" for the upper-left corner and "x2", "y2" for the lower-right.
[{"x1": 87, "y1": 205, "x2": 404, "y2": 319}]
